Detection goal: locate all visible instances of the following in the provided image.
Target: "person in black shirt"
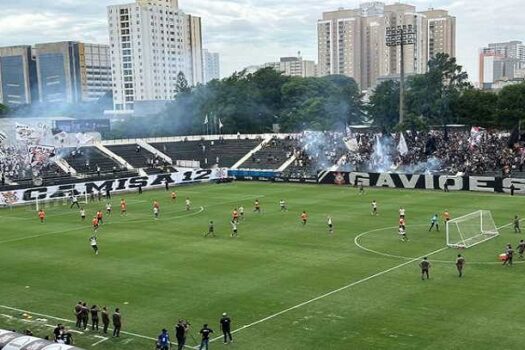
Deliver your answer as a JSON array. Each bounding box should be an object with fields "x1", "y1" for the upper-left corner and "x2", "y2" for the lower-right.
[
  {"x1": 74, "y1": 302, "x2": 82, "y2": 328},
  {"x1": 101, "y1": 306, "x2": 110, "y2": 334},
  {"x1": 112, "y1": 308, "x2": 122, "y2": 337},
  {"x1": 199, "y1": 324, "x2": 213, "y2": 350},
  {"x1": 518, "y1": 240, "x2": 525, "y2": 259},
  {"x1": 419, "y1": 257, "x2": 431, "y2": 280},
  {"x1": 61, "y1": 329, "x2": 73, "y2": 345},
  {"x1": 175, "y1": 320, "x2": 188, "y2": 350},
  {"x1": 53, "y1": 324, "x2": 63, "y2": 341},
  {"x1": 81, "y1": 302, "x2": 89, "y2": 330},
  {"x1": 503, "y1": 244, "x2": 514, "y2": 266},
  {"x1": 219, "y1": 313, "x2": 232, "y2": 344},
  {"x1": 90, "y1": 305, "x2": 99, "y2": 331}
]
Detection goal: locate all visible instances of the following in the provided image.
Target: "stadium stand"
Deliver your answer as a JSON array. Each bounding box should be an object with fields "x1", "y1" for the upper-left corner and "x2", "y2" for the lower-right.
[
  {"x1": 63, "y1": 147, "x2": 124, "y2": 175},
  {"x1": 150, "y1": 138, "x2": 260, "y2": 168},
  {"x1": 238, "y1": 136, "x2": 295, "y2": 169},
  {"x1": 105, "y1": 143, "x2": 162, "y2": 169}
]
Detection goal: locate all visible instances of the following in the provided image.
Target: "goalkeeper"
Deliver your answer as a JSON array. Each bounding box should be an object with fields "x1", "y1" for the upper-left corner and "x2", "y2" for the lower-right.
[{"x1": 428, "y1": 214, "x2": 439, "y2": 232}]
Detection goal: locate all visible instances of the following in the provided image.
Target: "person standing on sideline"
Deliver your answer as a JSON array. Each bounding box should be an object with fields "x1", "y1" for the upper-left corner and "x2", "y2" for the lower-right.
[
  {"x1": 199, "y1": 324, "x2": 213, "y2": 350},
  {"x1": 517, "y1": 240, "x2": 525, "y2": 259},
  {"x1": 157, "y1": 329, "x2": 170, "y2": 350},
  {"x1": 90, "y1": 305, "x2": 99, "y2": 331},
  {"x1": 219, "y1": 313, "x2": 232, "y2": 344},
  {"x1": 420, "y1": 257, "x2": 431, "y2": 280},
  {"x1": 101, "y1": 307, "x2": 110, "y2": 334},
  {"x1": 112, "y1": 308, "x2": 122, "y2": 337},
  {"x1": 455, "y1": 254, "x2": 465, "y2": 277},
  {"x1": 74, "y1": 302, "x2": 82, "y2": 328},
  {"x1": 175, "y1": 320, "x2": 188, "y2": 350},
  {"x1": 81, "y1": 302, "x2": 89, "y2": 330}
]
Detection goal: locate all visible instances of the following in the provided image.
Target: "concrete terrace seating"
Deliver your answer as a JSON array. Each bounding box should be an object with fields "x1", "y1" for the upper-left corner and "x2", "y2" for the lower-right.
[
  {"x1": 63, "y1": 147, "x2": 122, "y2": 174},
  {"x1": 239, "y1": 137, "x2": 295, "y2": 170},
  {"x1": 150, "y1": 139, "x2": 260, "y2": 168},
  {"x1": 105, "y1": 144, "x2": 159, "y2": 169}
]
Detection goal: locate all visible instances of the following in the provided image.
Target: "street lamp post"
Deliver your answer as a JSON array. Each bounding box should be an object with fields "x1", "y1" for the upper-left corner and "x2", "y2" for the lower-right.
[{"x1": 386, "y1": 24, "x2": 416, "y2": 125}]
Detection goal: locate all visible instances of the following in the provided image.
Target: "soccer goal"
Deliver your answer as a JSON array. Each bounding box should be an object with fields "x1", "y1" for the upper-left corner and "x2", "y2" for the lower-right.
[
  {"x1": 446, "y1": 210, "x2": 499, "y2": 248},
  {"x1": 33, "y1": 192, "x2": 88, "y2": 212}
]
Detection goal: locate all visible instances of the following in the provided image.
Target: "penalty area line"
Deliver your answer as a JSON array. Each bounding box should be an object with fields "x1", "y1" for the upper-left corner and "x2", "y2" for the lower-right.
[
  {"x1": 209, "y1": 245, "x2": 448, "y2": 344},
  {"x1": 0, "y1": 305, "x2": 193, "y2": 349}
]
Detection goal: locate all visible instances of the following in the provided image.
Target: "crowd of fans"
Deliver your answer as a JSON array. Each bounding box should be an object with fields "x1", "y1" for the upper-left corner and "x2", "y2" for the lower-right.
[
  {"x1": 295, "y1": 129, "x2": 524, "y2": 177},
  {"x1": 0, "y1": 145, "x2": 32, "y2": 181}
]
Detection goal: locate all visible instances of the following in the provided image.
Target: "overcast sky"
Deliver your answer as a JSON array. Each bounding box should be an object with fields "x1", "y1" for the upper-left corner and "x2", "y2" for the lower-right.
[{"x1": 1, "y1": 0, "x2": 524, "y2": 83}]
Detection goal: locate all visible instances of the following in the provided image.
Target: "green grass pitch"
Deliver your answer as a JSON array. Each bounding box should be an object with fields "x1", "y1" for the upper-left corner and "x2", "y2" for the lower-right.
[{"x1": 1, "y1": 182, "x2": 524, "y2": 350}]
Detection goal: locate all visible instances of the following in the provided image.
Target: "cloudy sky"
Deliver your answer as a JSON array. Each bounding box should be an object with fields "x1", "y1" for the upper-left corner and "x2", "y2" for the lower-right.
[{"x1": 1, "y1": 0, "x2": 524, "y2": 83}]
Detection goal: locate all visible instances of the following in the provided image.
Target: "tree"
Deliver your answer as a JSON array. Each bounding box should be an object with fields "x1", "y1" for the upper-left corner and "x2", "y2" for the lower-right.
[
  {"x1": 366, "y1": 80, "x2": 400, "y2": 130},
  {"x1": 452, "y1": 88, "x2": 499, "y2": 127},
  {"x1": 175, "y1": 72, "x2": 191, "y2": 94},
  {"x1": 496, "y1": 82, "x2": 525, "y2": 128},
  {"x1": 0, "y1": 103, "x2": 7, "y2": 116},
  {"x1": 405, "y1": 53, "x2": 470, "y2": 125}
]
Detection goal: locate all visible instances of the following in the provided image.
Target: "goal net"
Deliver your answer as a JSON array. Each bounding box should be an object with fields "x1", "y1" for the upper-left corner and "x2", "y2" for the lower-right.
[
  {"x1": 446, "y1": 210, "x2": 499, "y2": 248},
  {"x1": 33, "y1": 192, "x2": 88, "y2": 212}
]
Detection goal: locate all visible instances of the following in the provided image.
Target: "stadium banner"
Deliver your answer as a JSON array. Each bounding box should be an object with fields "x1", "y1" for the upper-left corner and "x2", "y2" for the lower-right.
[
  {"x1": 0, "y1": 168, "x2": 229, "y2": 206},
  {"x1": 317, "y1": 171, "x2": 525, "y2": 194},
  {"x1": 228, "y1": 169, "x2": 318, "y2": 183}
]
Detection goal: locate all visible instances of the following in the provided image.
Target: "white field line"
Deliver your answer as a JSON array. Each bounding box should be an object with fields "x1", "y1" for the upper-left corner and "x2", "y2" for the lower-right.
[
  {"x1": 0, "y1": 305, "x2": 192, "y2": 349},
  {"x1": 209, "y1": 246, "x2": 448, "y2": 344},
  {"x1": 91, "y1": 335, "x2": 109, "y2": 347}
]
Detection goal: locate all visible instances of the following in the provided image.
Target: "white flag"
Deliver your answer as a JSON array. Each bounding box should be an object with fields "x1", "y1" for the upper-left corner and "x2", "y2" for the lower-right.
[
  {"x1": 397, "y1": 133, "x2": 408, "y2": 156},
  {"x1": 204, "y1": 115, "x2": 209, "y2": 125},
  {"x1": 218, "y1": 118, "x2": 224, "y2": 129}
]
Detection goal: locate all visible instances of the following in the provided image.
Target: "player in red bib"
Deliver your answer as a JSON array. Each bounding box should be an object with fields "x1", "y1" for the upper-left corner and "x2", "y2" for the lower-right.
[
  {"x1": 232, "y1": 209, "x2": 239, "y2": 223},
  {"x1": 38, "y1": 209, "x2": 46, "y2": 223},
  {"x1": 96, "y1": 210, "x2": 103, "y2": 224},
  {"x1": 300, "y1": 211, "x2": 308, "y2": 226},
  {"x1": 120, "y1": 199, "x2": 127, "y2": 215},
  {"x1": 92, "y1": 217, "x2": 99, "y2": 232}
]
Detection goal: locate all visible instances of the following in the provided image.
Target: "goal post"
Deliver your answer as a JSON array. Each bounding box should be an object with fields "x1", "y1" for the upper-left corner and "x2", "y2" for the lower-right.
[{"x1": 446, "y1": 210, "x2": 499, "y2": 248}]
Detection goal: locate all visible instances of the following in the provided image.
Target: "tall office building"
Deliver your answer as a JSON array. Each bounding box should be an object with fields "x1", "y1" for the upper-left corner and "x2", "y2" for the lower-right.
[
  {"x1": 479, "y1": 41, "x2": 525, "y2": 89},
  {"x1": 34, "y1": 41, "x2": 112, "y2": 104},
  {"x1": 107, "y1": 0, "x2": 204, "y2": 111},
  {"x1": 317, "y1": 2, "x2": 456, "y2": 89},
  {"x1": 203, "y1": 49, "x2": 220, "y2": 83},
  {"x1": 0, "y1": 46, "x2": 38, "y2": 106}
]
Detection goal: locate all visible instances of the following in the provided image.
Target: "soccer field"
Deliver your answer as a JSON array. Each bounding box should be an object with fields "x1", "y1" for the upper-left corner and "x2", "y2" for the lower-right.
[{"x1": 1, "y1": 182, "x2": 524, "y2": 350}]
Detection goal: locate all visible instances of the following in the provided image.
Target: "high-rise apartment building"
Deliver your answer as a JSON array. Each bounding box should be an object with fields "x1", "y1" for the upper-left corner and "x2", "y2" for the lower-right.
[
  {"x1": 203, "y1": 49, "x2": 220, "y2": 83},
  {"x1": 479, "y1": 41, "x2": 525, "y2": 89},
  {"x1": 317, "y1": 2, "x2": 456, "y2": 89},
  {"x1": 33, "y1": 41, "x2": 112, "y2": 104},
  {"x1": 246, "y1": 55, "x2": 317, "y2": 78},
  {"x1": 107, "y1": 0, "x2": 204, "y2": 111},
  {"x1": 0, "y1": 46, "x2": 38, "y2": 106}
]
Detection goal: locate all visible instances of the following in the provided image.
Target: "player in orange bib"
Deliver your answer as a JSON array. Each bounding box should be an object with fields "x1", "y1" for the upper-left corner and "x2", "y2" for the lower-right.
[
  {"x1": 38, "y1": 209, "x2": 46, "y2": 223},
  {"x1": 96, "y1": 210, "x2": 103, "y2": 224},
  {"x1": 443, "y1": 210, "x2": 451, "y2": 222},
  {"x1": 232, "y1": 209, "x2": 239, "y2": 223},
  {"x1": 120, "y1": 199, "x2": 127, "y2": 215},
  {"x1": 171, "y1": 192, "x2": 177, "y2": 201},
  {"x1": 300, "y1": 211, "x2": 308, "y2": 225},
  {"x1": 92, "y1": 217, "x2": 99, "y2": 232}
]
